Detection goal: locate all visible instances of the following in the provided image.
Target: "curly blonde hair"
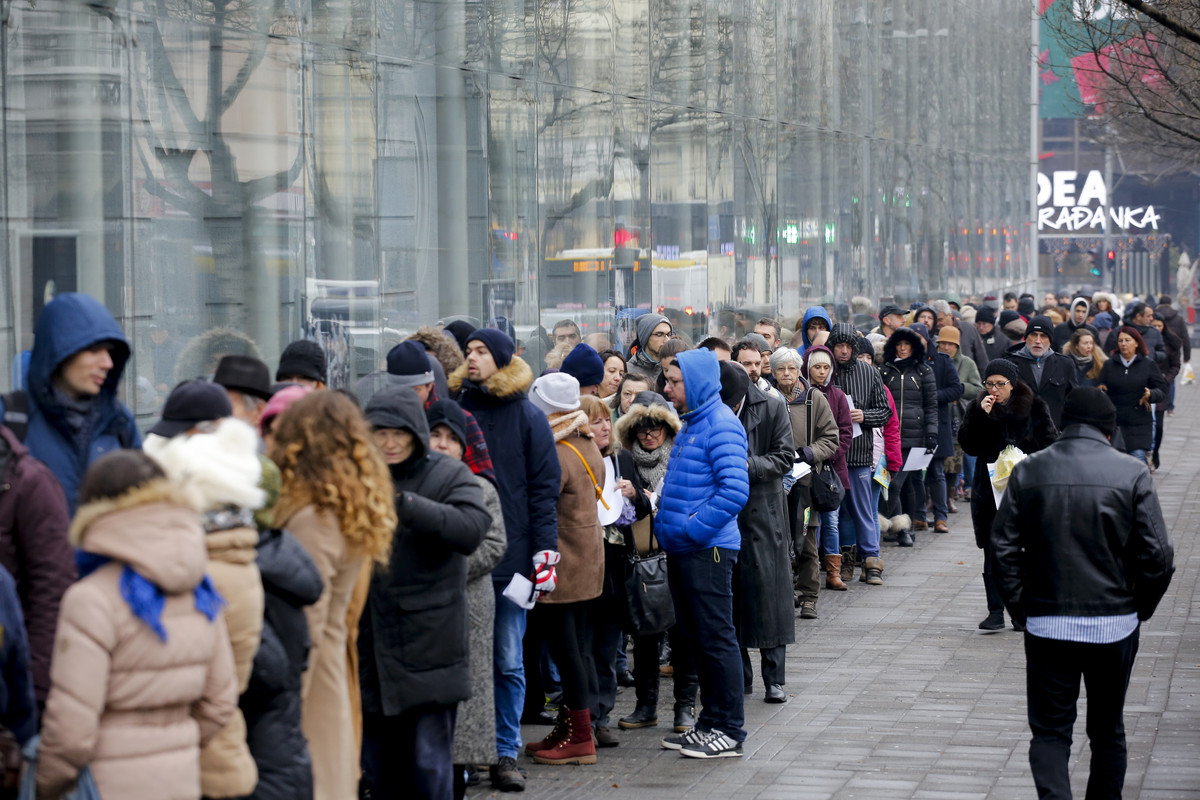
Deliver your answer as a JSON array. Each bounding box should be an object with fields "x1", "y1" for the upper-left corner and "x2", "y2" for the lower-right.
[{"x1": 269, "y1": 391, "x2": 397, "y2": 565}]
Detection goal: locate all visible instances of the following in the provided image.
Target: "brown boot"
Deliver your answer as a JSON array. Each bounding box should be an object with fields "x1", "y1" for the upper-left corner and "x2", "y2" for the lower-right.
[
  {"x1": 824, "y1": 554, "x2": 847, "y2": 591},
  {"x1": 532, "y1": 708, "x2": 598, "y2": 765},
  {"x1": 840, "y1": 546, "x2": 856, "y2": 583},
  {"x1": 524, "y1": 707, "x2": 568, "y2": 755}
]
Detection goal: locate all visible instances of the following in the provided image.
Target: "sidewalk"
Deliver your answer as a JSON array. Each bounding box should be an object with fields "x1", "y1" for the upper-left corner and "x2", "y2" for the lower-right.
[{"x1": 499, "y1": 387, "x2": 1200, "y2": 800}]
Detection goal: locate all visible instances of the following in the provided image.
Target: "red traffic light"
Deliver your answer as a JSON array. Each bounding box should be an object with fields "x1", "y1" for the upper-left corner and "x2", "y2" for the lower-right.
[{"x1": 1106, "y1": 250, "x2": 1115, "y2": 260}]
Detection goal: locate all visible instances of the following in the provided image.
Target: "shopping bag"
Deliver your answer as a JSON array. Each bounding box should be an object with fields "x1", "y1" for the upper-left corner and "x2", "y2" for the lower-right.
[
  {"x1": 1182, "y1": 361, "x2": 1194, "y2": 385},
  {"x1": 986, "y1": 445, "x2": 1026, "y2": 509},
  {"x1": 19, "y1": 736, "x2": 101, "y2": 799}
]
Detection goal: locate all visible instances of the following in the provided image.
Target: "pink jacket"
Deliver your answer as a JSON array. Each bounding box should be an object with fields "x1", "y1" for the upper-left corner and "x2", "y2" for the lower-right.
[{"x1": 883, "y1": 387, "x2": 904, "y2": 473}]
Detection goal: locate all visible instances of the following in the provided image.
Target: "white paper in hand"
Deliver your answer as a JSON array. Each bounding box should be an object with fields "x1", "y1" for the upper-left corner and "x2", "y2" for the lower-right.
[
  {"x1": 597, "y1": 459, "x2": 623, "y2": 525},
  {"x1": 792, "y1": 460, "x2": 812, "y2": 480},
  {"x1": 845, "y1": 396, "x2": 863, "y2": 438},
  {"x1": 902, "y1": 448, "x2": 935, "y2": 471},
  {"x1": 502, "y1": 573, "x2": 539, "y2": 610}
]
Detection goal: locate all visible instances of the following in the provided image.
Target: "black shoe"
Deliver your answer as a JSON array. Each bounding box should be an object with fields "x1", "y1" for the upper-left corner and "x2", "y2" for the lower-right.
[
  {"x1": 489, "y1": 756, "x2": 525, "y2": 792},
  {"x1": 744, "y1": 683, "x2": 753, "y2": 695},
  {"x1": 618, "y1": 703, "x2": 658, "y2": 729},
  {"x1": 897, "y1": 530, "x2": 914, "y2": 547},
  {"x1": 679, "y1": 729, "x2": 744, "y2": 759},
  {"x1": 978, "y1": 611, "x2": 1005, "y2": 631},
  {"x1": 617, "y1": 669, "x2": 636, "y2": 688},
  {"x1": 520, "y1": 709, "x2": 557, "y2": 725},
  {"x1": 764, "y1": 684, "x2": 788, "y2": 704},
  {"x1": 465, "y1": 765, "x2": 481, "y2": 787},
  {"x1": 594, "y1": 725, "x2": 620, "y2": 748},
  {"x1": 1012, "y1": 619, "x2": 1026, "y2": 632},
  {"x1": 1152, "y1": 450, "x2": 1161, "y2": 469},
  {"x1": 673, "y1": 704, "x2": 696, "y2": 732}
]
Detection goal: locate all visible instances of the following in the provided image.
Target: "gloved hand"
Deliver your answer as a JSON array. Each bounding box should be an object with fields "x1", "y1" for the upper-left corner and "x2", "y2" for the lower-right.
[
  {"x1": 925, "y1": 435, "x2": 939, "y2": 452},
  {"x1": 532, "y1": 550, "x2": 561, "y2": 598}
]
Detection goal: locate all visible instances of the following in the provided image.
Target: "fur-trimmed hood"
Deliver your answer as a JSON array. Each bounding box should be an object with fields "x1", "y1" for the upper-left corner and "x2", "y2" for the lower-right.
[
  {"x1": 143, "y1": 418, "x2": 266, "y2": 513},
  {"x1": 549, "y1": 409, "x2": 592, "y2": 443},
  {"x1": 883, "y1": 327, "x2": 927, "y2": 363},
  {"x1": 614, "y1": 398, "x2": 682, "y2": 451},
  {"x1": 70, "y1": 478, "x2": 208, "y2": 594},
  {"x1": 1092, "y1": 291, "x2": 1120, "y2": 316},
  {"x1": 409, "y1": 326, "x2": 464, "y2": 374},
  {"x1": 447, "y1": 356, "x2": 534, "y2": 401}
]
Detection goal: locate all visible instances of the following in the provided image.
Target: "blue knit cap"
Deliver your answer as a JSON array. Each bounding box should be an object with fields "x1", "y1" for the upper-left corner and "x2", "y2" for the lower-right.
[
  {"x1": 467, "y1": 328, "x2": 515, "y2": 368},
  {"x1": 560, "y1": 343, "x2": 605, "y2": 386}
]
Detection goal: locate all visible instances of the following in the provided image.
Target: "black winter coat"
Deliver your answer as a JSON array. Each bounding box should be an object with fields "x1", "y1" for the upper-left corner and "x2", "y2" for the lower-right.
[
  {"x1": 241, "y1": 528, "x2": 323, "y2": 800},
  {"x1": 1002, "y1": 348, "x2": 1079, "y2": 428},
  {"x1": 880, "y1": 329, "x2": 939, "y2": 454},
  {"x1": 734, "y1": 384, "x2": 795, "y2": 650},
  {"x1": 1156, "y1": 304, "x2": 1191, "y2": 361},
  {"x1": 958, "y1": 382, "x2": 1058, "y2": 548},
  {"x1": 926, "y1": 350, "x2": 964, "y2": 457},
  {"x1": 358, "y1": 390, "x2": 490, "y2": 717},
  {"x1": 993, "y1": 425, "x2": 1174, "y2": 624},
  {"x1": 1098, "y1": 354, "x2": 1168, "y2": 452}
]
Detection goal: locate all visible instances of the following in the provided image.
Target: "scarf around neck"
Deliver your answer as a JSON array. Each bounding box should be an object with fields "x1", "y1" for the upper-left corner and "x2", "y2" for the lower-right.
[{"x1": 631, "y1": 438, "x2": 672, "y2": 491}]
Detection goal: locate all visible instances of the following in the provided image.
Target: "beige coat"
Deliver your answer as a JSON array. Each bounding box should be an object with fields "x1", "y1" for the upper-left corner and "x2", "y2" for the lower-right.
[
  {"x1": 198, "y1": 525, "x2": 263, "y2": 798},
  {"x1": 284, "y1": 505, "x2": 366, "y2": 800},
  {"x1": 37, "y1": 481, "x2": 238, "y2": 800},
  {"x1": 540, "y1": 413, "x2": 604, "y2": 605}
]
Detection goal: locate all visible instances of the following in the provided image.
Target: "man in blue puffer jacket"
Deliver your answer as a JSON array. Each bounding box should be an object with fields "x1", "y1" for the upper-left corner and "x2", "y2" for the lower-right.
[
  {"x1": 657, "y1": 349, "x2": 750, "y2": 759},
  {"x1": 1, "y1": 293, "x2": 140, "y2": 515}
]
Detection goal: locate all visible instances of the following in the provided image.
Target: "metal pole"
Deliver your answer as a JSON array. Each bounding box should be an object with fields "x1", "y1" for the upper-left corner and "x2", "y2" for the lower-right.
[{"x1": 1029, "y1": 0, "x2": 1040, "y2": 294}]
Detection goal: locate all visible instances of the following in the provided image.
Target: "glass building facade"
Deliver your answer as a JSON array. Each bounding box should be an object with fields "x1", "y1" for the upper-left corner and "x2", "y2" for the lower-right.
[{"x1": 0, "y1": 0, "x2": 1034, "y2": 412}]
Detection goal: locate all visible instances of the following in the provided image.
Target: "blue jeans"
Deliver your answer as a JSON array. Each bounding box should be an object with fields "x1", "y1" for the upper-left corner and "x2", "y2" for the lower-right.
[
  {"x1": 924, "y1": 457, "x2": 948, "y2": 522},
  {"x1": 818, "y1": 509, "x2": 840, "y2": 556},
  {"x1": 668, "y1": 547, "x2": 746, "y2": 742},
  {"x1": 493, "y1": 582, "x2": 528, "y2": 759},
  {"x1": 837, "y1": 465, "x2": 881, "y2": 558},
  {"x1": 1128, "y1": 448, "x2": 1147, "y2": 465},
  {"x1": 963, "y1": 454, "x2": 977, "y2": 491},
  {"x1": 362, "y1": 705, "x2": 457, "y2": 800}
]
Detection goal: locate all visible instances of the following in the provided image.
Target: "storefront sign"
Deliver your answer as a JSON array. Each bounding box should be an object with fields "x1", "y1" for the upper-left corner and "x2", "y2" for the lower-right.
[{"x1": 1036, "y1": 170, "x2": 1160, "y2": 232}]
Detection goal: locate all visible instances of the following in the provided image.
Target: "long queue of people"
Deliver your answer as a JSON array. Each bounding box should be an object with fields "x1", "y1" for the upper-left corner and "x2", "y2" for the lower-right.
[{"x1": 0, "y1": 288, "x2": 1186, "y2": 799}]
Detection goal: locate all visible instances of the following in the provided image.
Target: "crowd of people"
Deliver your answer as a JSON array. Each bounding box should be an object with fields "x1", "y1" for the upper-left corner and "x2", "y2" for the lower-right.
[{"x1": 0, "y1": 286, "x2": 1184, "y2": 798}]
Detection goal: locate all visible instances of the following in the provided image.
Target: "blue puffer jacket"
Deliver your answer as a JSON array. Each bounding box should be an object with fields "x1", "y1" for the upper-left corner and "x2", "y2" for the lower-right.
[
  {"x1": 797, "y1": 307, "x2": 833, "y2": 355},
  {"x1": 655, "y1": 350, "x2": 749, "y2": 555},
  {"x1": 3, "y1": 294, "x2": 140, "y2": 514}
]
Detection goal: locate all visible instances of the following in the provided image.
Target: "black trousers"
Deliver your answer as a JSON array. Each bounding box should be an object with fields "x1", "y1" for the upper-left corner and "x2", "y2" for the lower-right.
[
  {"x1": 539, "y1": 601, "x2": 597, "y2": 713},
  {"x1": 362, "y1": 705, "x2": 457, "y2": 800},
  {"x1": 1024, "y1": 628, "x2": 1140, "y2": 800}
]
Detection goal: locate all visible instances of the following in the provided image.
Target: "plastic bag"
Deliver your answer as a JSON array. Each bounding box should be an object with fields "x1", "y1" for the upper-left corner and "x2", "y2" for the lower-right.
[
  {"x1": 987, "y1": 444, "x2": 1026, "y2": 509},
  {"x1": 19, "y1": 736, "x2": 102, "y2": 799},
  {"x1": 1183, "y1": 361, "x2": 1194, "y2": 385}
]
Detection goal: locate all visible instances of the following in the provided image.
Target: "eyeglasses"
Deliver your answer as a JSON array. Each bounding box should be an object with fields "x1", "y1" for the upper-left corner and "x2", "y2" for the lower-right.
[
  {"x1": 984, "y1": 380, "x2": 1011, "y2": 390},
  {"x1": 635, "y1": 425, "x2": 665, "y2": 437},
  {"x1": 649, "y1": 331, "x2": 670, "y2": 339}
]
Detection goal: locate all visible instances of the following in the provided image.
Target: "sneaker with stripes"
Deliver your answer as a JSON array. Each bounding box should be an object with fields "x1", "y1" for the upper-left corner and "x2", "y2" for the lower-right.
[
  {"x1": 679, "y1": 728, "x2": 743, "y2": 759},
  {"x1": 660, "y1": 727, "x2": 709, "y2": 751}
]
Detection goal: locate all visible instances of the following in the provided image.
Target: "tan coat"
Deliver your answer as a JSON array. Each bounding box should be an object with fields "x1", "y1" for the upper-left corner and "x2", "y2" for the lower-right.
[
  {"x1": 540, "y1": 414, "x2": 604, "y2": 605},
  {"x1": 199, "y1": 525, "x2": 263, "y2": 798},
  {"x1": 283, "y1": 505, "x2": 366, "y2": 800},
  {"x1": 37, "y1": 481, "x2": 238, "y2": 800}
]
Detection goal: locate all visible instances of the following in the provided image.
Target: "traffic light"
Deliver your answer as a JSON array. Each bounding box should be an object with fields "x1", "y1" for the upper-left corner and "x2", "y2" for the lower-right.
[{"x1": 1106, "y1": 249, "x2": 1116, "y2": 273}]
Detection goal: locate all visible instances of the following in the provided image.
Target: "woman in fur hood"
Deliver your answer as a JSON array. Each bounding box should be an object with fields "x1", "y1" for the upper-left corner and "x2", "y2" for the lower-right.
[
  {"x1": 958, "y1": 359, "x2": 1058, "y2": 632},
  {"x1": 37, "y1": 450, "x2": 239, "y2": 800},
  {"x1": 144, "y1": 406, "x2": 267, "y2": 800},
  {"x1": 523, "y1": 373, "x2": 606, "y2": 767}
]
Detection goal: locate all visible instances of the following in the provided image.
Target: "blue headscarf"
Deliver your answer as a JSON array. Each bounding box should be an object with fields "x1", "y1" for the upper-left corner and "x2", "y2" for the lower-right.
[{"x1": 76, "y1": 551, "x2": 224, "y2": 641}]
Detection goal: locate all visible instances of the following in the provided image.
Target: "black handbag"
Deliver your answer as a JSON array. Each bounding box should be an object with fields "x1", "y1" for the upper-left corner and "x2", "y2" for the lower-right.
[
  {"x1": 624, "y1": 526, "x2": 675, "y2": 635},
  {"x1": 806, "y1": 391, "x2": 846, "y2": 513}
]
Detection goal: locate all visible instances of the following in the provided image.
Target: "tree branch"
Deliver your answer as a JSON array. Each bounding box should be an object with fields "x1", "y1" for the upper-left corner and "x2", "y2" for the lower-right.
[{"x1": 1115, "y1": 0, "x2": 1200, "y2": 47}]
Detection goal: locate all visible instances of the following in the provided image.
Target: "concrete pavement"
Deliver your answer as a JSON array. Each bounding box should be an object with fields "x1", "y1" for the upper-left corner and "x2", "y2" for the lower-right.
[{"x1": 488, "y1": 387, "x2": 1200, "y2": 800}]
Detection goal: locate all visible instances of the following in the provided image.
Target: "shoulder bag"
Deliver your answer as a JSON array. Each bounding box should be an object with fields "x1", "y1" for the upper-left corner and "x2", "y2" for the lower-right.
[{"x1": 806, "y1": 391, "x2": 846, "y2": 513}]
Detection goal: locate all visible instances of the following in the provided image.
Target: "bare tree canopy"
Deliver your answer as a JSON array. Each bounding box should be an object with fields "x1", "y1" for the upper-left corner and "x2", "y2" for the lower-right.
[{"x1": 1045, "y1": 0, "x2": 1200, "y2": 170}]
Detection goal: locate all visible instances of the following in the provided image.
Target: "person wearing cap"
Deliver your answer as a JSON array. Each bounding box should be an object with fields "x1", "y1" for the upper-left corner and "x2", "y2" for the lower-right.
[
  {"x1": 0, "y1": 293, "x2": 141, "y2": 515},
  {"x1": 974, "y1": 306, "x2": 1009, "y2": 364},
  {"x1": 625, "y1": 314, "x2": 674, "y2": 385},
  {"x1": 521, "y1": 373, "x2": 606, "y2": 767},
  {"x1": 356, "y1": 385, "x2": 488, "y2": 798},
  {"x1": 448, "y1": 328, "x2": 561, "y2": 792},
  {"x1": 560, "y1": 342, "x2": 606, "y2": 396},
  {"x1": 876, "y1": 304, "x2": 906, "y2": 339},
  {"x1": 657, "y1": 349, "x2": 750, "y2": 759},
  {"x1": 213, "y1": 354, "x2": 273, "y2": 428},
  {"x1": 1002, "y1": 315, "x2": 1079, "y2": 429},
  {"x1": 276, "y1": 340, "x2": 328, "y2": 389},
  {"x1": 800, "y1": 344, "x2": 852, "y2": 592},
  {"x1": 959, "y1": 359, "x2": 1058, "y2": 632},
  {"x1": 1051, "y1": 297, "x2": 1096, "y2": 354},
  {"x1": 826, "y1": 323, "x2": 892, "y2": 585},
  {"x1": 992, "y1": 387, "x2": 1173, "y2": 800},
  {"x1": 931, "y1": 299, "x2": 988, "y2": 372},
  {"x1": 144, "y1": 381, "x2": 267, "y2": 800}
]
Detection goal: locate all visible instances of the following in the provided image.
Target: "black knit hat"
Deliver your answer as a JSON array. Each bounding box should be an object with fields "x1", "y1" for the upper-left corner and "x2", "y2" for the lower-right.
[
  {"x1": 983, "y1": 359, "x2": 1019, "y2": 384},
  {"x1": 718, "y1": 360, "x2": 750, "y2": 410},
  {"x1": 276, "y1": 340, "x2": 327, "y2": 383},
  {"x1": 1025, "y1": 315, "x2": 1054, "y2": 339},
  {"x1": 1061, "y1": 386, "x2": 1117, "y2": 437},
  {"x1": 975, "y1": 306, "x2": 996, "y2": 325},
  {"x1": 855, "y1": 336, "x2": 875, "y2": 358},
  {"x1": 466, "y1": 328, "x2": 515, "y2": 369}
]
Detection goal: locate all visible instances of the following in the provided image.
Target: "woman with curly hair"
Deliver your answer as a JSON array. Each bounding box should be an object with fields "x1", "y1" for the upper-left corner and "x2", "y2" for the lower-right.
[{"x1": 268, "y1": 391, "x2": 397, "y2": 800}]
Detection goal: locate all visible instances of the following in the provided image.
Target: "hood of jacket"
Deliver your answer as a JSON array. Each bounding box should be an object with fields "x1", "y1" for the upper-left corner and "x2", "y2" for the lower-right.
[
  {"x1": 883, "y1": 327, "x2": 927, "y2": 364},
  {"x1": 800, "y1": 344, "x2": 838, "y2": 385},
  {"x1": 799, "y1": 307, "x2": 833, "y2": 350},
  {"x1": 69, "y1": 478, "x2": 208, "y2": 594},
  {"x1": 143, "y1": 418, "x2": 266, "y2": 513},
  {"x1": 27, "y1": 292, "x2": 131, "y2": 418},
  {"x1": 1156, "y1": 304, "x2": 1180, "y2": 323},
  {"x1": 674, "y1": 349, "x2": 721, "y2": 416},
  {"x1": 447, "y1": 355, "x2": 534, "y2": 401},
  {"x1": 910, "y1": 322, "x2": 936, "y2": 354},
  {"x1": 613, "y1": 396, "x2": 681, "y2": 450},
  {"x1": 368, "y1": 384, "x2": 431, "y2": 460}
]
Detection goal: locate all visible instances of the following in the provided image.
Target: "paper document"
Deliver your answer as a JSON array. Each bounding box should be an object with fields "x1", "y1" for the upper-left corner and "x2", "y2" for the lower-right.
[
  {"x1": 845, "y1": 396, "x2": 863, "y2": 438},
  {"x1": 791, "y1": 459, "x2": 812, "y2": 480},
  {"x1": 902, "y1": 448, "x2": 935, "y2": 472}
]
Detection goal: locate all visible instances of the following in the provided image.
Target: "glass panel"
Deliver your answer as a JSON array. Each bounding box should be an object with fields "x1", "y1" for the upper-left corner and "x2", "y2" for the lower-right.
[{"x1": 649, "y1": 0, "x2": 706, "y2": 109}]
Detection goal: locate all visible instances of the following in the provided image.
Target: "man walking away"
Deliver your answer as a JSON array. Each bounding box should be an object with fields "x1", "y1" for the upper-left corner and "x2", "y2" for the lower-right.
[{"x1": 993, "y1": 387, "x2": 1174, "y2": 800}]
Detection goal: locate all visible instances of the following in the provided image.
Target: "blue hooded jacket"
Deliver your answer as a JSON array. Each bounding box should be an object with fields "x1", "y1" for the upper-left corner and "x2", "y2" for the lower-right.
[
  {"x1": 797, "y1": 307, "x2": 833, "y2": 355},
  {"x1": 655, "y1": 349, "x2": 750, "y2": 555},
  {"x1": 5, "y1": 294, "x2": 140, "y2": 514}
]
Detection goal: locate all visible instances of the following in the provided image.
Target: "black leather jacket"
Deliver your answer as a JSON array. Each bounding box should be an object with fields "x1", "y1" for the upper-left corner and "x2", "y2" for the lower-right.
[{"x1": 993, "y1": 425, "x2": 1174, "y2": 625}]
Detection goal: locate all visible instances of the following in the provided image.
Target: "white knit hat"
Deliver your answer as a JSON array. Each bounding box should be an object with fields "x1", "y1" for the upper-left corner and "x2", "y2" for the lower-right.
[{"x1": 530, "y1": 373, "x2": 581, "y2": 416}]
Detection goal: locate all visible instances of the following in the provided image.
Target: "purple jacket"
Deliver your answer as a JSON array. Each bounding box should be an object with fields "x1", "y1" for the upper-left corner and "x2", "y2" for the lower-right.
[{"x1": 802, "y1": 346, "x2": 852, "y2": 493}]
